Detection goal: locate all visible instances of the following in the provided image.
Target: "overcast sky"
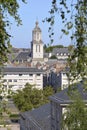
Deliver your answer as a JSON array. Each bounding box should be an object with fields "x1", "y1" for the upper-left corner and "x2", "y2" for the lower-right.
[{"x1": 8, "y1": 0, "x2": 72, "y2": 48}]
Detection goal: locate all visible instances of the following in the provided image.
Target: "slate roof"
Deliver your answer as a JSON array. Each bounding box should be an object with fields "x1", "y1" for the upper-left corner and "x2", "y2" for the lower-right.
[
  {"x1": 20, "y1": 84, "x2": 87, "y2": 130},
  {"x1": 52, "y1": 48, "x2": 69, "y2": 55},
  {"x1": 2, "y1": 67, "x2": 45, "y2": 75},
  {"x1": 20, "y1": 103, "x2": 51, "y2": 130},
  {"x1": 46, "y1": 59, "x2": 58, "y2": 65},
  {"x1": 13, "y1": 51, "x2": 31, "y2": 61},
  {"x1": 50, "y1": 83, "x2": 87, "y2": 104}
]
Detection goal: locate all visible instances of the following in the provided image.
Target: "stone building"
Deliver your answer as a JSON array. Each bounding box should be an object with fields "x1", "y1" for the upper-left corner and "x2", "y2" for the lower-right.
[{"x1": 31, "y1": 21, "x2": 44, "y2": 65}]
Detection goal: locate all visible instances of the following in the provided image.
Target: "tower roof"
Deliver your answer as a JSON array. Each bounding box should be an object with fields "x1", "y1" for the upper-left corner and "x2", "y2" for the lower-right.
[{"x1": 33, "y1": 21, "x2": 41, "y2": 32}]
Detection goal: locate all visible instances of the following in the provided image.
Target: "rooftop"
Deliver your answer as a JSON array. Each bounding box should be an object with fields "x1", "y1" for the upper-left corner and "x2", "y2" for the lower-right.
[
  {"x1": 50, "y1": 83, "x2": 87, "y2": 104},
  {"x1": 20, "y1": 103, "x2": 51, "y2": 130},
  {"x1": 2, "y1": 67, "x2": 45, "y2": 75}
]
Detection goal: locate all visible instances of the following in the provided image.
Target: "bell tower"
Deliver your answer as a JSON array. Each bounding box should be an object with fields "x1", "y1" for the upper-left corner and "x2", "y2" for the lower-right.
[{"x1": 31, "y1": 21, "x2": 44, "y2": 63}]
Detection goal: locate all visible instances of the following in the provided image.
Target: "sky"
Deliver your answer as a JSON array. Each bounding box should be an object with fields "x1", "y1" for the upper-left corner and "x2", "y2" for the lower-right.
[{"x1": 8, "y1": 0, "x2": 72, "y2": 48}]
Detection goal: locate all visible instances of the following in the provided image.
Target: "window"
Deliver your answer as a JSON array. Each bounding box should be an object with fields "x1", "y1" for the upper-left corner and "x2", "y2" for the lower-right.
[
  {"x1": 36, "y1": 45, "x2": 37, "y2": 52},
  {"x1": 8, "y1": 79, "x2": 12, "y2": 82},
  {"x1": 64, "y1": 53, "x2": 66, "y2": 55},
  {"x1": 29, "y1": 79, "x2": 33, "y2": 80},
  {"x1": 3, "y1": 79, "x2": 7, "y2": 82},
  {"x1": 39, "y1": 45, "x2": 40, "y2": 52},
  {"x1": 63, "y1": 73, "x2": 66, "y2": 76},
  {"x1": 36, "y1": 45, "x2": 40, "y2": 52},
  {"x1": 29, "y1": 74, "x2": 33, "y2": 76},
  {"x1": 9, "y1": 85, "x2": 12, "y2": 88},
  {"x1": 14, "y1": 79, "x2": 17, "y2": 82},
  {"x1": 19, "y1": 74, "x2": 22, "y2": 76},
  {"x1": 36, "y1": 74, "x2": 40, "y2": 76}
]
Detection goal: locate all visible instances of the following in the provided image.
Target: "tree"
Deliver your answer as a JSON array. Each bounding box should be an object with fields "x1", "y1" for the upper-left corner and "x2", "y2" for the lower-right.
[
  {"x1": 0, "y1": 0, "x2": 26, "y2": 125},
  {"x1": 45, "y1": 45, "x2": 64, "y2": 52},
  {"x1": 13, "y1": 83, "x2": 54, "y2": 112},
  {"x1": 46, "y1": 0, "x2": 87, "y2": 129},
  {"x1": 62, "y1": 92, "x2": 87, "y2": 130},
  {"x1": 47, "y1": 0, "x2": 87, "y2": 81},
  {"x1": 0, "y1": 0, "x2": 26, "y2": 66}
]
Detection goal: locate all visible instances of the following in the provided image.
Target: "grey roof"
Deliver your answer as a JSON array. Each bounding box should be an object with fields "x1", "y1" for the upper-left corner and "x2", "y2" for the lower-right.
[
  {"x1": 2, "y1": 67, "x2": 44, "y2": 75},
  {"x1": 52, "y1": 48, "x2": 69, "y2": 55},
  {"x1": 20, "y1": 103, "x2": 51, "y2": 130},
  {"x1": 13, "y1": 51, "x2": 31, "y2": 61},
  {"x1": 8, "y1": 53, "x2": 19, "y2": 62},
  {"x1": 50, "y1": 83, "x2": 87, "y2": 104},
  {"x1": 46, "y1": 59, "x2": 58, "y2": 65}
]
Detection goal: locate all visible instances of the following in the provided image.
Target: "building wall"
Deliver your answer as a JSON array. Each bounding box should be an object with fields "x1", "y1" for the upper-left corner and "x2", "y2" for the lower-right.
[
  {"x1": 58, "y1": 71, "x2": 81, "y2": 90},
  {"x1": 2, "y1": 73, "x2": 43, "y2": 92},
  {"x1": 51, "y1": 101, "x2": 62, "y2": 130},
  {"x1": 33, "y1": 43, "x2": 43, "y2": 59},
  {"x1": 56, "y1": 54, "x2": 69, "y2": 60},
  {"x1": 32, "y1": 21, "x2": 44, "y2": 61}
]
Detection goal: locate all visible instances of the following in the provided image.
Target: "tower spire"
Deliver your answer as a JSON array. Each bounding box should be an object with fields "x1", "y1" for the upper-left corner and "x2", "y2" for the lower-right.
[{"x1": 35, "y1": 17, "x2": 38, "y2": 27}]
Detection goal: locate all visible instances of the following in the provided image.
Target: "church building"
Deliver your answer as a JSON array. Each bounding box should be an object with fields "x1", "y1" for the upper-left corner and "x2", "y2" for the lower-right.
[{"x1": 31, "y1": 21, "x2": 44, "y2": 65}]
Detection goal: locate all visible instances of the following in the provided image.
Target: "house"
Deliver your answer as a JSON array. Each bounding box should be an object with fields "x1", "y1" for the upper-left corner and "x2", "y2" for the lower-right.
[
  {"x1": 52, "y1": 48, "x2": 69, "y2": 60},
  {"x1": 12, "y1": 51, "x2": 31, "y2": 64},
  {"x1": 58, "y1": 68, "x2": 82, "y2": 90},
  {"x1": 20, "y1": 103, "x2": 51, "y2": 130},
  {"x1": 49, "y1": 83, "x2": 87, "y2": 130},
  {"x1": 20, "y1": 83, "x2": 87, "y2": 130},
  {"x1": 1, "y1": 67, "x2": 45, "y2": 92}
]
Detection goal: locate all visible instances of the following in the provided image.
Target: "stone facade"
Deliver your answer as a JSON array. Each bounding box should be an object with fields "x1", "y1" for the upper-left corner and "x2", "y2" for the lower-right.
[{"x1": 31, "y1": 21, "x2": 44, "y2": 65}]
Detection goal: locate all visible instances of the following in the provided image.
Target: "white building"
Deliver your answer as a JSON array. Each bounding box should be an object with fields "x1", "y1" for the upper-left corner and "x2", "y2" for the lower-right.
[
  {"x1": 58, "y1": 69, "x2": 82, "y2": 90},
  {"x1": 1, "y1": 67, "x2": 44, "y2": 92},
  {"x1": 31, "y1": 21, "x2": 44, "y2": 65}
]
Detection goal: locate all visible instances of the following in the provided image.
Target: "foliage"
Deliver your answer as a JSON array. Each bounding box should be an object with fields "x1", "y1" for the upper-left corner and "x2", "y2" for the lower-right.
[
  {"x1": 50, "y1": 55, "x2": 57, "y2": 59},
  {"x1": 47, "y1": 0, "x2": 87, "y2": 80},
  {"x1": 0, "y1": 0, "x2": 26, "y2": 125},
  {"x1": 47, "y1": 0, "x2": 87, "y2": 129},
  {"x1": 0, "y1": 0, "x2": 26, "y2": 66},
  {"x1": 62, "y1": 92, "x2": 87, "y2": 130},
  {"x1": 13, "y1": 83, "x2": 54, "y2": 112}
]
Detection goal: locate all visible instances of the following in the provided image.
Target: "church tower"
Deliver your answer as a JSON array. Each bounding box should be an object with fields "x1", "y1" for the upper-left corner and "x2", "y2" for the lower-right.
[{"x1": 31, "y1": 21, "x2": 44, "y2": 64}]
